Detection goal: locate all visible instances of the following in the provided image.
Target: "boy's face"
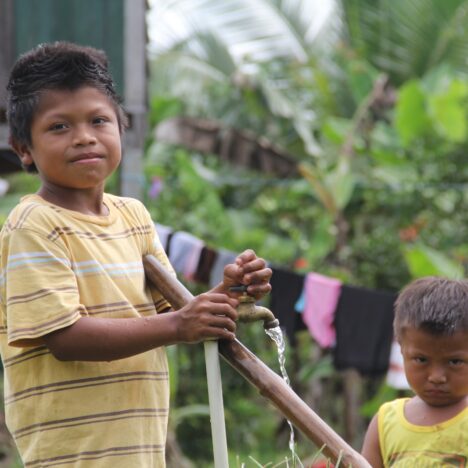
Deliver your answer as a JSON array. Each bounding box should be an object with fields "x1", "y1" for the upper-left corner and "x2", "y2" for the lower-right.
[
  {"x1": 400, "y1": 327, "x2": 468, "y2": 407},
  {"x1": 14, "y1": 86, "x2": 121, "y2": 193}
]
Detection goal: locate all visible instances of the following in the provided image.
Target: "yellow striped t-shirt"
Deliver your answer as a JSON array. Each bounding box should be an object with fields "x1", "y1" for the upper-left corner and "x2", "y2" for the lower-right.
[{"x1": 0, "y1": 193, "x2": 174, "y2": 467}]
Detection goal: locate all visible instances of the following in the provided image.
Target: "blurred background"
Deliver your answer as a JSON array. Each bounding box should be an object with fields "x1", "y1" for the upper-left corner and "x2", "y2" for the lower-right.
[{"x1": 1, "y1": 0, "x2": 468, "y2": 466}]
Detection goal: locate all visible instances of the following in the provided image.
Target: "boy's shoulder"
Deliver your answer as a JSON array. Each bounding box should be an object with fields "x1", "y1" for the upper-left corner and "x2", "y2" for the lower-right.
[
  {"x1": 104, "y1": 193, "x2": 152, "y2": 224},
  {"x1": 104, "y1": 193, "x2": 146, "y2": 213},
  {"x1": 4, "y1": 192, "x2": 144, "y2": 225},
  {"x1": 379, "y1": 397, "x2": 407, "y2": 413},
  {"x1": 1, "y1": 194, "x2": 60, "y2": 235},
  {"x1": 377, "y1": 397, "x2": 408, "y2": 427},
  {"x1": 1, "y1": 193, "x2": 152, "y2": 239}
]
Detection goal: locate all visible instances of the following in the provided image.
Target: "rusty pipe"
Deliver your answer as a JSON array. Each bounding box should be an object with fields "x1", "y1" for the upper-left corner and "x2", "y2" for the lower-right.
[{"x1": 143, "y1": 254, "x2": 371, "y2": 468}]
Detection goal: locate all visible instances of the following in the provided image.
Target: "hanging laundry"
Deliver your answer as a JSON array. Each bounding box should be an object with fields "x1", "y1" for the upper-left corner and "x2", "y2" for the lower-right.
[
  {"x1": 302, "y1": 273, "x2": 342, "y2": 349},
  {"x1": 269, "y1": 267, "x2": 307, "y2": 345},
  {"x1": 194, "y1": 246, "x2": 218, "y2": 285},
  {"x1": 154, "y1": 223, "x2": 173, "y2": 252},
  {"x1": 209, "y1": 248, "x2": 238, "y2": 288},
  {"x1": 295, "y1": 290, "x2": 305, "y2": 313},
  {"x1": 151, "y1": 223, "x2": 405, "y2": 372},
  {"x1": 333, "y1": 285, "x2": 396, "y2": 376},
  {"x1": 386, "y1": 340, "x2": 410, "y2": 390},
  {"x1": 168, "y1": 231, "x2": 204, "y2": 281}
]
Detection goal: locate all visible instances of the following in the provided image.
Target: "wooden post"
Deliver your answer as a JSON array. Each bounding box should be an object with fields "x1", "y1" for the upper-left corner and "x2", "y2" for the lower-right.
[
  {"x1": 343, "y1": 369, "x2": 363, "y2": 447},
  {"x1": 121, "y1": 0, "x2": 147, "y2": 199},
  {"x1": 143, "y1": 255, "x2": 371, "y2": 468},
  {"x1": 0, "y1": 0, "x2": 14, "y2": 152}
]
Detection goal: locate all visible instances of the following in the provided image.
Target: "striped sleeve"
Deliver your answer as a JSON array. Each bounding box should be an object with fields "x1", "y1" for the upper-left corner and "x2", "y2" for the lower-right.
[{"x1": 3, "y1": 229, "x2": 83, "y2": 347}]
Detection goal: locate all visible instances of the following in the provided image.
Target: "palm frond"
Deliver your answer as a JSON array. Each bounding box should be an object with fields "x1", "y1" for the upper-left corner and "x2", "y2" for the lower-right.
[
  {"x1": 150, "y1": 50, "x2": 230, "y2": 104},
  {"x1": 150, "y1": 0, "x2": 339, "y2": 63},
  {"x1": 341, "y1": 0, "x2": 468, "y2": 83}
]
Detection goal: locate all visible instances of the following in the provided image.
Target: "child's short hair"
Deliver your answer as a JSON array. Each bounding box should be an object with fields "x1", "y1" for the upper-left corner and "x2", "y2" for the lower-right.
[
  {"x1": 394, "y1": 276, "x2": 468, "y2": 339},
  {"x1": 6, "y1": 41, "x2": 128, "y2": 173}
]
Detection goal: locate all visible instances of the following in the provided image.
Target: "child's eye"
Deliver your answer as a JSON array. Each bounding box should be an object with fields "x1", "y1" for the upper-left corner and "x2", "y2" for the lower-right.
[
  {"x1": 449, "y1": 358, "x2": 464, "y2": 366},
  {"x1": 92, "y1": 117, "x2": 108, "y2": 125},
  {"x1": 413, "y1": 356, "x2": 427, "y2": 364},
  {"x1": 49, "y1": 123, "x2": 68, "y2": 131}
]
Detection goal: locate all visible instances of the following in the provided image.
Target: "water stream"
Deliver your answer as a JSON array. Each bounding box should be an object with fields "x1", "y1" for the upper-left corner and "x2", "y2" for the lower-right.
[{"x1": 265, "y1": 326, "x2": 304, "y2": 468}]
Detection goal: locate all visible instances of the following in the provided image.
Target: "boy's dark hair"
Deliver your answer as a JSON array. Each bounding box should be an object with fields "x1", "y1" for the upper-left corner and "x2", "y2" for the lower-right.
[
  {"x1": 394, "y1": 276, "x2": 468, "y2": 339},
  {"x1": 6, "y1": 41, "x2": 128, "y2": 173}
]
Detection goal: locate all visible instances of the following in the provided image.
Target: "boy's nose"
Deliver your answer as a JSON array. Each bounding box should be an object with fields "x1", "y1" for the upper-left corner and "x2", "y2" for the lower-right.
[
  {"x1": 428, "y1": 366, "x2": 447, "y2": 384},
  {"x1": 72, "y1": 126, "x2": 97, "y2": 146}
]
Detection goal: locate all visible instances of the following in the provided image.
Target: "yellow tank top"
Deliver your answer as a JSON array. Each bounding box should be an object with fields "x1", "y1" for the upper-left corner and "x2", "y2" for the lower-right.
[{"x1": 378, "y1": 398, "x2": 468, "y2": 467}]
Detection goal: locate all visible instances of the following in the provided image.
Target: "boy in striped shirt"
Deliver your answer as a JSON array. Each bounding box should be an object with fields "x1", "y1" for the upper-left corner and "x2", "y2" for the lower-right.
[{"x1": 1, "y1": 41, "x2": 271, "y2": 467}]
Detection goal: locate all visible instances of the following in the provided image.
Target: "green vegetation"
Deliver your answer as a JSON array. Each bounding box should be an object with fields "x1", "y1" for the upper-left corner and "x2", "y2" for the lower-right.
[{"x1": 146, "y1": 0, "x2": 468, "y2": 465}]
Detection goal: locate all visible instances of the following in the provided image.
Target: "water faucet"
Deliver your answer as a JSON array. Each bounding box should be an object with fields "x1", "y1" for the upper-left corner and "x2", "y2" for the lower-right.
[{"x1": 230, "y1": 286, "x2": 279, "y2": 330}]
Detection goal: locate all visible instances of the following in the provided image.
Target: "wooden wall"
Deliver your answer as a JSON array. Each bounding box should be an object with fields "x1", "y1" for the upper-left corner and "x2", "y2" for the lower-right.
[{"x1": 13, "y1": 0, "x2": 124, "y2": 95}]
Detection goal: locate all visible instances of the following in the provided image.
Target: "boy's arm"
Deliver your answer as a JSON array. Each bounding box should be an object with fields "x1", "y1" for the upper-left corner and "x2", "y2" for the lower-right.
[
  {"x1": 361, "y1": 414, "x2": 384, "y2": 468},
  {"x1": 43, "y1": 249, "x2": 270, "y2": 361},
  {"x1": 43, "y1": 291, "x2": 238, "y2": 361}
]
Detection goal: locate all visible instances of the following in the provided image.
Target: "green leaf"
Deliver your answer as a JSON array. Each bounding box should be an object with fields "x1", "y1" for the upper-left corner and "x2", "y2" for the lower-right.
[
  {"x1": 428, "y1": 79, "x2": 468, "y2": 142},
  {"x1": 293, "y1": 115, "x2": 322, "y2": 157},
  {"x1": 326, "y1": 158, "x2": 355, "y2": 211},
  {"x1": 305, "y1": 213, "x2": 336, "y2": 264},
  {"x1": 370, "y1": 122, "x2": 401, "y2": 152},
  {"x1": 394, "y1": 80, "x2": 430, "y2": 146},
  {"x1": 403, "y1": 244, "x2": 464, "y2": 279},
  {"x1": 347, "y1": 59, "x2": 379, "y2": 103},
  {"x1": 360, "y1": 383, "x2": 399, "y2": 418},
  {"x1": 149, "y1": 96, "x2": 184, "y2": 128},
  {"x1": 322, "y1": 117, "x2": 352, "y2": 145},
  {"x1": 170, "y1": 404, "x2": 211, "y2": 428},
  {"x1": 259, "y1": 77, "x2": 322, "y2": 156}
]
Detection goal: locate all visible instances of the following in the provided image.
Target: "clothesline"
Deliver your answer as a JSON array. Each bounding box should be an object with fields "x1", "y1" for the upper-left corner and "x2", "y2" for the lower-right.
[
  {"x1": 164, "y1": 174, "x2": 468, "y2": 191},
  {"x1": 155, "y1": 223, "x2": 409, "y2": 390}
]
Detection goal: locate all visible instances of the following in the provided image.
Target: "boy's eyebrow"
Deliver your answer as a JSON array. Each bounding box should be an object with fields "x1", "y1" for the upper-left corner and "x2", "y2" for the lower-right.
[{"x1": 43, "y1": 107, "x2": 116, "y2": 119}]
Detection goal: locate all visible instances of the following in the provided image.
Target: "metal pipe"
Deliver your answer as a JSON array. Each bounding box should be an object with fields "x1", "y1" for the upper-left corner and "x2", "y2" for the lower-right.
[
  {"x1": 236, "y1": 294, "x2": 279, "y2": 329},
  {"x1": 143, "y1": 254, "x2": 371, "y2": 468}
]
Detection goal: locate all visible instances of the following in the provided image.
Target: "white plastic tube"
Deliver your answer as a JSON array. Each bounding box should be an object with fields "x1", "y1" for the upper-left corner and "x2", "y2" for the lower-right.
[
  {"x1": 143, "y1": 256, "x2": 229, "y2": 467},
  {"x1": 204, "y1": 340, "x2": 229, "y2": 468}
]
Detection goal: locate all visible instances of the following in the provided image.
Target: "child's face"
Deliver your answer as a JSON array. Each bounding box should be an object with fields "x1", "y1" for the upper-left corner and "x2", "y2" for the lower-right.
[
  {"x1": 15, "y1": 86, "x2": 121, "y2": 193},
  {"x1": 400, "y1": 327, "x2": 468, "y2": 407}
]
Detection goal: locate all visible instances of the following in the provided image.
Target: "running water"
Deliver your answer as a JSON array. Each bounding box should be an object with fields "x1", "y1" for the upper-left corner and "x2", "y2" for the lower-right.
[{"x1": 265, "y1": 326, "x2": 304, "y2": 468}]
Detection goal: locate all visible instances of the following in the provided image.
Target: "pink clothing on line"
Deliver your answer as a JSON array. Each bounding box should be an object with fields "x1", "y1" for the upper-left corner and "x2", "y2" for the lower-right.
[{"x1": 302, "y1": 272, "x2": 342, "y2": 348}]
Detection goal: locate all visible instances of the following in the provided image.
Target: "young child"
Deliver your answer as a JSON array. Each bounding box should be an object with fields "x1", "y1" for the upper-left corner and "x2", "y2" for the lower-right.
[
  {"x1": 361, "y1": 277, "x2": 468, "y2": 467},
  {"x1": 0, "y1": 42, "x2": 272, "y2": 467}
]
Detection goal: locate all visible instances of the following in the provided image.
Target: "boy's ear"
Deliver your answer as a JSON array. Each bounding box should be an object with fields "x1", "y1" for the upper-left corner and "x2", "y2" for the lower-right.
[{"x1": 10, "y1": 139, "x2": 34, "y2": 167}]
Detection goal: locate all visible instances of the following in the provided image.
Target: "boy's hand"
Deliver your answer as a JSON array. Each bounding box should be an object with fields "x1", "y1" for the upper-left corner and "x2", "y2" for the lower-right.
[
  {"x1": 222, "y1": 249, "x2": 272, "y2": 300},
  {"x1": 175, "y1": 292, "x2": 239, "y2": 342}
]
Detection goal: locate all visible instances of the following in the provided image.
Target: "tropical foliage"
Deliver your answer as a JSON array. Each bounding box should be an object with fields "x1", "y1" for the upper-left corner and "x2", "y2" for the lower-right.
[{"x1": 145, "y1": 0, "x2": 468, "y2": 465}]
